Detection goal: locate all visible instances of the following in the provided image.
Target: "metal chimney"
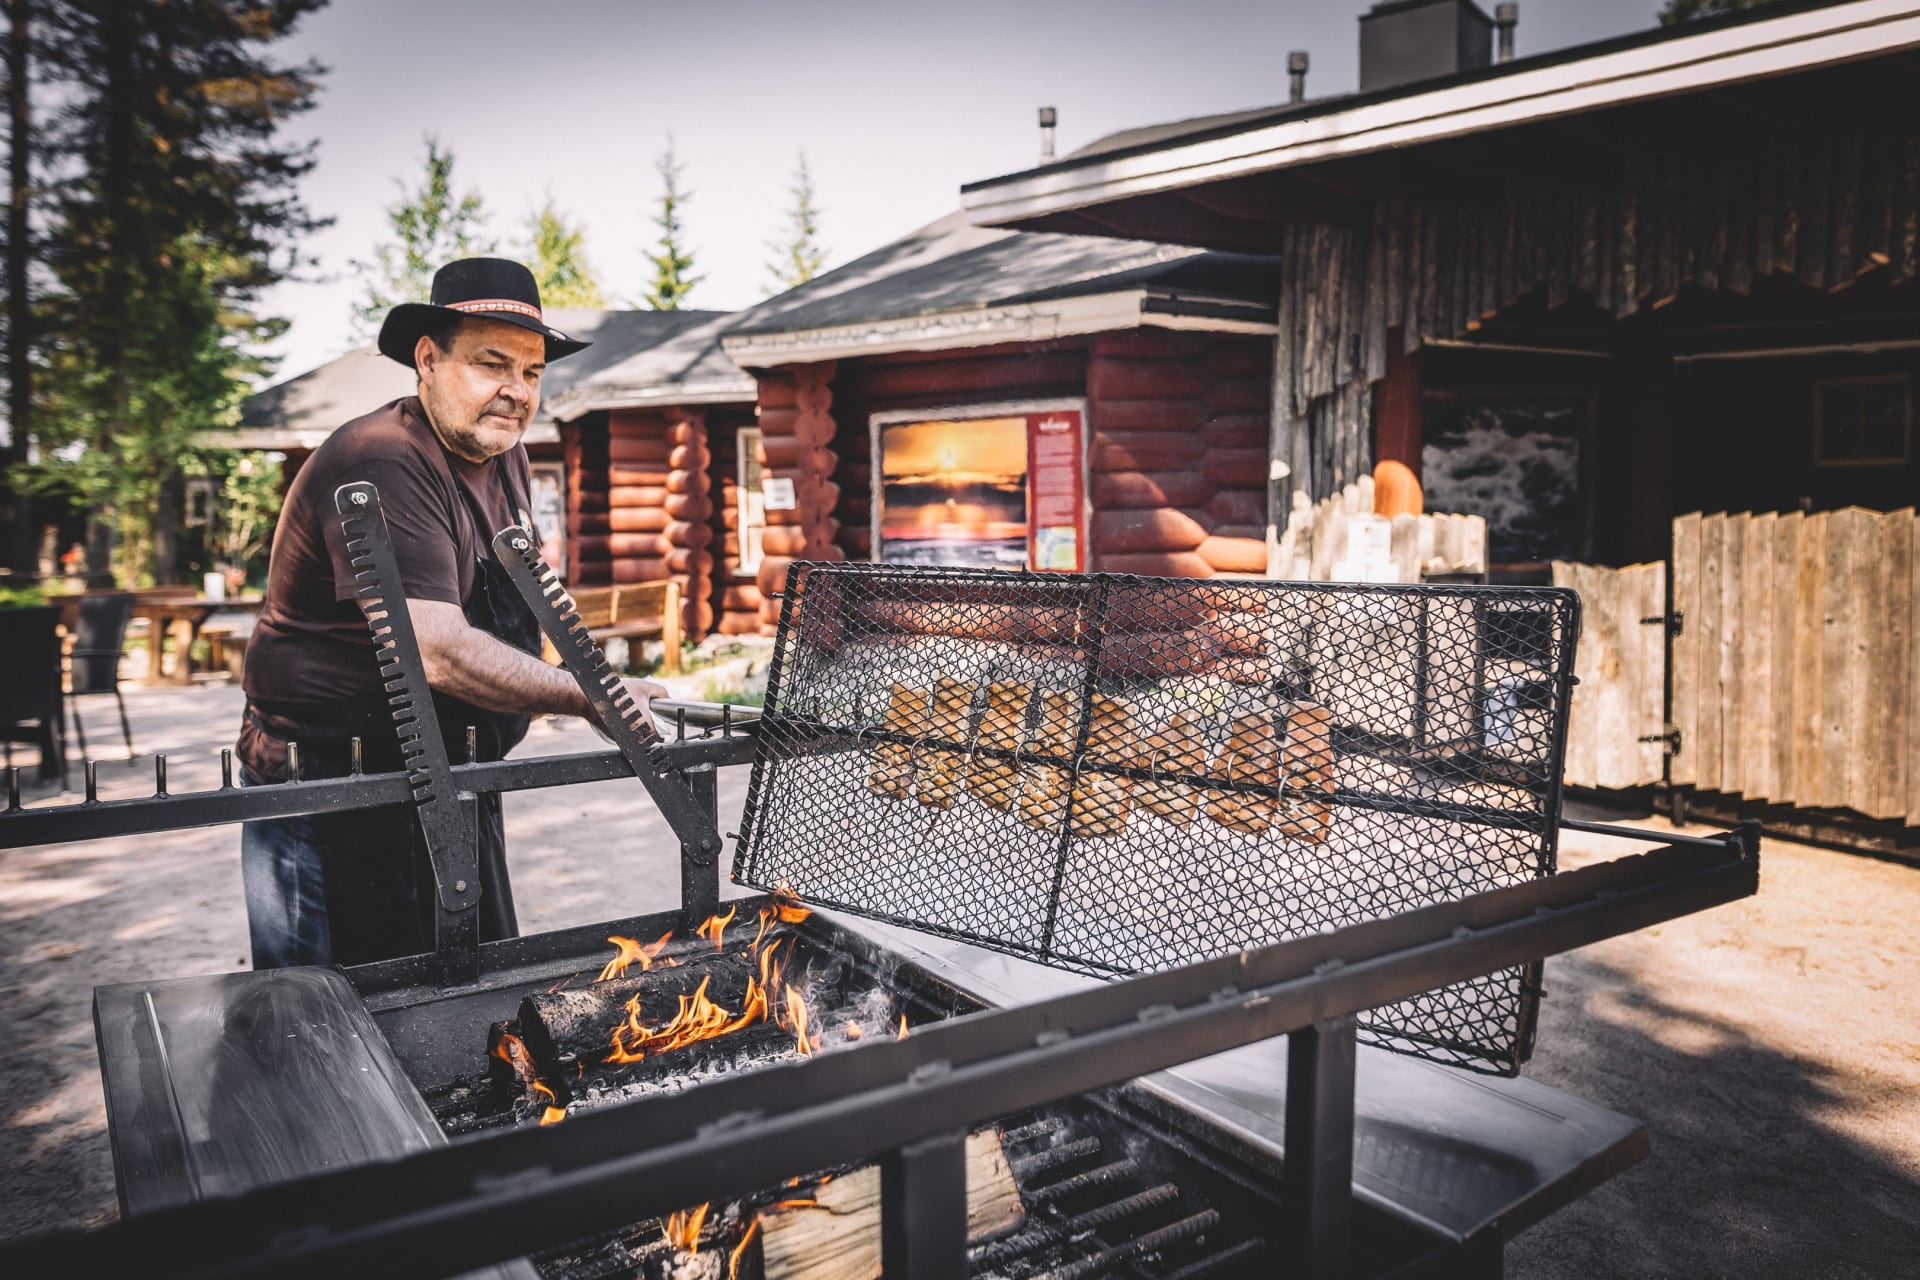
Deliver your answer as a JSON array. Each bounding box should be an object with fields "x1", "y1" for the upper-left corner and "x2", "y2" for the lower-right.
[
  {"x1": 1495, "y1": 3, "x2": 1518, "y2": 62},
  {"x1": 1358, "y1": 0, "x2": 1495, "y2": 93},
  {"x1": 1288, "y1": 50, "x2": 1310, "y2": 103},
  {"x1": 1038, "y1": 106, "x2": 1057, "y2": 164}
]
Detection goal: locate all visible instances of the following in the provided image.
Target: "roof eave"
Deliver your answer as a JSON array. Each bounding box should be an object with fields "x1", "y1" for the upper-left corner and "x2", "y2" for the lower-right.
[
  {"x1": 962, "y1": 0, "x2": 1920, "y2": 228},
  {"x1": 544, "y1": 380, "x2": 759, "y2": 423},
  {"x1": 720, "y1": 289, "x2": 1276, "y2": 369}
]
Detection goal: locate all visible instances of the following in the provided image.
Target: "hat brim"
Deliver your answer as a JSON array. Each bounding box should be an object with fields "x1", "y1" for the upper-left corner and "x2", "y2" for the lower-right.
[{"x1": 378, "y1": 303, "x2": 591, "y2": 368}]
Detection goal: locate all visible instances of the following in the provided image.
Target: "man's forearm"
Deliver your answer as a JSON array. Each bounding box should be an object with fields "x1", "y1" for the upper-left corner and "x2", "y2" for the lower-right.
[{"x1": 403, "y1": 597, "x2": 591, "y2": 717}]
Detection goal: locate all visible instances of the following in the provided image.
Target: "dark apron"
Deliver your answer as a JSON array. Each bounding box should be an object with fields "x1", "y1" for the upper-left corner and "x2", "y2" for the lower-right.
[{"x1": 244, "y1": 451, "x2": 541, "y2": 965}]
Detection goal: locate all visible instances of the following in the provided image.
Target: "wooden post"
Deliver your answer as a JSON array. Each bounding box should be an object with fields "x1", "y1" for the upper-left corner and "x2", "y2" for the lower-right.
[{"x1": 1372, "y1": 330, "x2": 1422, "y2": 518}]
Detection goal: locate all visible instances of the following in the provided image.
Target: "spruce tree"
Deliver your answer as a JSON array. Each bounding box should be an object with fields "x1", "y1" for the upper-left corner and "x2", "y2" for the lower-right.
[
  {"x1": 764, "y1": 152, "x2": 826, "y2": 294},
  {"x1": 32, "y1": 0, "x2": 325, "y2": 585},
  {"x1": 640, "y1": 138, "x2": 702, "y2": 311},
  {"x1": 351, "y1": 134, "x2": 492, "y2": 339},
  {"x1": 523, "y1": 199, "x2": 605, "y2": 308}
]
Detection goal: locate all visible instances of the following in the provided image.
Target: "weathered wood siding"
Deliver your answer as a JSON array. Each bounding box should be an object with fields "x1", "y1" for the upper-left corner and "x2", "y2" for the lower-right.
[
  {"x1": 1667, "y1": 507, "x2": 1917, "y2": 823},
  {"x1": 1273, "y1": 125, "x2": 1920, "y2": 521},
  {"x1": 1551, "y1": 560, "x2": 1668, "y2": 791}
]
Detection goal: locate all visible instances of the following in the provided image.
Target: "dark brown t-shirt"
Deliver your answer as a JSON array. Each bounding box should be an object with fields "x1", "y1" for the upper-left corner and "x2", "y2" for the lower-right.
[{"x1": 242, "y1": 396, "x2": 532, "y2": 725}]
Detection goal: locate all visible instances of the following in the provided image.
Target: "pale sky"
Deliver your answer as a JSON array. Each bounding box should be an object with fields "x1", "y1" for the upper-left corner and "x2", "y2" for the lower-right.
[{"x1": 257, "y1": 0, "x2": 1665, "y2": 381}]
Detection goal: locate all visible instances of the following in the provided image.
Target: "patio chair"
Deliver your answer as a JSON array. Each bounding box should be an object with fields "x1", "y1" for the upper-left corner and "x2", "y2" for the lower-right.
[
  {"x1": 0, "y1": 605, "x2": 68, "y2": 785},
  {"x1": 68, "y1": 591, "x2": 135, "y2": 759}
]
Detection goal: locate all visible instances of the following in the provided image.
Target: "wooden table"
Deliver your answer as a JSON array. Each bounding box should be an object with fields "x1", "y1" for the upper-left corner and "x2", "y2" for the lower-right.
[{"x1": 53, "y1": 593, "x2": 265, "y2": 686}]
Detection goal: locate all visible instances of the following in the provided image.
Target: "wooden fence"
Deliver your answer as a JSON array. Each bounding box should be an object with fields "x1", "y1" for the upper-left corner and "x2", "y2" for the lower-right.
[
  {"x1": 1550, "y1": 561, "x2": 1667, "y2": 791},
  {"x1": 1556, "y1": 507, "x2": 1918, "y2": 826}
]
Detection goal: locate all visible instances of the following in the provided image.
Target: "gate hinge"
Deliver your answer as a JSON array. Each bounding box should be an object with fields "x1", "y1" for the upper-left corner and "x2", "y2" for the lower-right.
[
  {"x1": 1640, "y1": 610, "x2": 1684, "y2": 638},
  {"x1": 1638, "y1": 725, "x2": 1682, "y2": 757}
]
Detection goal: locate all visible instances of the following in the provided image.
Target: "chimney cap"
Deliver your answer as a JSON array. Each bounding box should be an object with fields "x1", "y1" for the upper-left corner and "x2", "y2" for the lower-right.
[
  {"x1": 1287, "y1": 49, "x2": 1310, "y2": 73},
  {"x1": 1037, "y1": 105, "x2": 1058, "y2": 127}
]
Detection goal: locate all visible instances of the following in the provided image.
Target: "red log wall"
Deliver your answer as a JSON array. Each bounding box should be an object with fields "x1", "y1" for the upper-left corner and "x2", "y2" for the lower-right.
[
  {"x1": 752, "y1": 363, "x2": 844, "y2": 630},
  {"x1": 1084, "y1": 331, "x2": 1271, "y2": 577},
  {"x1": 561, "y1": 414, "x2": 612, "y2": 586}
]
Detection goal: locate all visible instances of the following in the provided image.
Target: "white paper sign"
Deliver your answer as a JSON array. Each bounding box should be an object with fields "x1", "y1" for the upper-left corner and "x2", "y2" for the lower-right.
[{"x1": 762, "y1": 477, "x2": 796, "y2": 511}]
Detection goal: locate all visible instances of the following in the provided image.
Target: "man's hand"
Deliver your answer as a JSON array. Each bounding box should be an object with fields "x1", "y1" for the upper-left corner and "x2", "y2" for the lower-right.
[{"x1": 584, "y1": 678, "x2": 670, "y2": 742}]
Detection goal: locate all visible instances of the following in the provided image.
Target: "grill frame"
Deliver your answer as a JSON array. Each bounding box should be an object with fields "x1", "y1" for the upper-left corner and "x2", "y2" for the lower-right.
[{"x1": 736, "y1": 563, "x2": 1582, "y2": 1074}]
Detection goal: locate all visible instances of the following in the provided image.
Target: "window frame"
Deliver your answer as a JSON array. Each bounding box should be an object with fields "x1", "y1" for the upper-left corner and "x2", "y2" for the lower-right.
[{"x1": 1813, "y1": 373, "x2": 1912, "y2": 468}]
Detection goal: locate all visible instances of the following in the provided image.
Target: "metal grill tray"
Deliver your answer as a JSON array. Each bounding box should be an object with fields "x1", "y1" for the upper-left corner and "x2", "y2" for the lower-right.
[{"x1": 735, "y1": 564, "x2": 1579, "y2": 1074}]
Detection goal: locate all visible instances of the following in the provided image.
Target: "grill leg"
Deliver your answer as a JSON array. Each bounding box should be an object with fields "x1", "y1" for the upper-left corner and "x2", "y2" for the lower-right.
[
  {"x1": 1283, "y1": 1015, "x2": 1357, "y2": 1279},
  {"x1": 679, "y1": 763, "x2": 719, "y2": 928},
  {"x1": 880, "y1": 1129, "x2": 967, "y2": 1280}
]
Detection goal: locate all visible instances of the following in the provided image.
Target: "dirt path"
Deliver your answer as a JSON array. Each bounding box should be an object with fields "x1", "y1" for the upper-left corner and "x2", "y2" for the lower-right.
[{"x1": 2, "y1": 685, "x2": 1915, "y2": 1276}]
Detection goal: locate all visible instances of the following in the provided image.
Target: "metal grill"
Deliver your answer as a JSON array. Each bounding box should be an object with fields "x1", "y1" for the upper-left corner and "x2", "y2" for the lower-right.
[{"x1": 735, "y1": 564, "x2": 1580, "y2": 1075}]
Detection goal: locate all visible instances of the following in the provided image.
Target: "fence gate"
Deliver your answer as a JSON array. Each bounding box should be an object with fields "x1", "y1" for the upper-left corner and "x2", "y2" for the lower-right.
[
  {"x1": 1550, "y1": 561, "x2": 1669, "y2": 790},
  {"x1": 1557, "y1": 508, "x2": 1919, "y2": 828}
]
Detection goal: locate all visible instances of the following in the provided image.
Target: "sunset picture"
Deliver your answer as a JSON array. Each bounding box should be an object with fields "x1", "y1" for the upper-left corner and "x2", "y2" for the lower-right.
[{"x1": 877, "y1": 416, "x2": 1030, "y2": 568}]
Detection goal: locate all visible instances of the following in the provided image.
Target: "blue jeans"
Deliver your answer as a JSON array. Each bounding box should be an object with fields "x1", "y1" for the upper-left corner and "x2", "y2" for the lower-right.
[{"x1": 240, "y1": 767, "x2": 335, "y2": 968}]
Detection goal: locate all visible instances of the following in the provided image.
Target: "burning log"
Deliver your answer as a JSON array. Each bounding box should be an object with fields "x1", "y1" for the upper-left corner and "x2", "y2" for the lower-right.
[
  {"x1": 518, "y1": 950, "x2": 768, "y2": 1071},
  {"x1": 755, "y1": 1129, "x2": 1024, "y2": 1280}
]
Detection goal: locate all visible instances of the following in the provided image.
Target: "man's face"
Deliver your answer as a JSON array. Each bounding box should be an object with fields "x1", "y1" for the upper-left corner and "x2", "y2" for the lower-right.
[{"x1": 415, "y1": 317, "x2": 547, "y2": 462}]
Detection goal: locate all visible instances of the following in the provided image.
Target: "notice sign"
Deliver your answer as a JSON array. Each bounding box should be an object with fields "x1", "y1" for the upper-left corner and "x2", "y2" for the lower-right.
[{"x1": 1027, "y1": 410, "x2": 1085, "y2": 571}]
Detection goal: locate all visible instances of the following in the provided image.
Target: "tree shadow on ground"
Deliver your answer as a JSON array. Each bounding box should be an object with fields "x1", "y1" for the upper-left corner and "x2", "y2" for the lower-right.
[{"x1": 1510, "y1": 951, "x2": 1918, "y2": 1280}]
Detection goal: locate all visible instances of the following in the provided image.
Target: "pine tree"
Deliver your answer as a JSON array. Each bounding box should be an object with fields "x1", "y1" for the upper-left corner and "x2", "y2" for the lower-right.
[
  {"x1": 764, "y1": 152, "x2": 826, "y2": 295},
  {"x1": 30, "y1": 0, "x2": 325, "y2": 585},
  {"x1": 351, "y1": 134, "x2": 492, "y2": 338},
  {"x1": 523, "y1": 199, "x2": 605, "y2": 308},
  {"x1": 640, "y1": 138, "x2": 702, "y2": 311},
  {"x1": 3, "y1": 0, "x2": 38, "y2": 572}
]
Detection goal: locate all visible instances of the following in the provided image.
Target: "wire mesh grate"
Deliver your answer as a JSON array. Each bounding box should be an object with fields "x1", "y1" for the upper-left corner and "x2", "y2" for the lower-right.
[{"x1": 734, "y1": 563, "x2": 1580, "y2": 1074}]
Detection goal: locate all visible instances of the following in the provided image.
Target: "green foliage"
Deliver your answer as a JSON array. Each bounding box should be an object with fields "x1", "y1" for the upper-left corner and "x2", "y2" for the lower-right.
[
  {"x1": 764, "y1": 152, "x2": 826, "y2": 295},
  {"x1": 0, "y1": 583, "x2": 48, "y2": 610},
  {"x1": 639, "y1": 139, "x2": 703, "y2": 311},
  {"x1": 351, "y1": 134, "x2": 493, "y2": 338},
  {"x1": 1658, "y1": 0, "x2": 1771, "y2": 25},
  {"x1": 27, "y1": 0, "x2": 324, "y2": 585},
  {"x1": 523, "y1": 199, "x2": 605, "y2": 308},
  {"x1": 192, "y1": 449, "x2": 283, "y2": 587}
]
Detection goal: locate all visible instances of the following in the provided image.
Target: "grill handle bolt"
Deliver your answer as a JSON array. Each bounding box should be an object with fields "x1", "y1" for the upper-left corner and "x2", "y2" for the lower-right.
[
  {"x1": 153, "y1": 754, "x2": 168, "y2": 798},
  {"x1": 510, "y1": 536, "x2": 529, "y2": 551},
  {"x1": 83, "y1": 759, "x2": 98, "y2": 806},
  {"x1": 466, "y1": 725, "x2": 478, "y2": 764},
  {"x1": 350, "y1": 737, "x2": 363, "y2": 776},
  {"x1": 287, "y1": 741, "x2": 301, "y2": 783},
  {"x1": 453, "y1": 879, "x2": 468, "y2": 893},
  {"x1": 6, "y1": 765, "x2": 18, "y2": 812},
  {"x1": 349, "y1": 490, "x2": 368, "y2": 506},
  {"x1": 219, "y1": 748, "x2": 233, "y2": 790}
]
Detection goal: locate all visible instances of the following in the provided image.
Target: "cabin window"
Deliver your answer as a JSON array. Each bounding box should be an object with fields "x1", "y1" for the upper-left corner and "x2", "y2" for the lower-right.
[
  {"x1": 1815, "y1": 375, "x2": 1911, "y2": 466},
  {"x1": 736, "y1": 427, "x2": 766, "y2": 576}
]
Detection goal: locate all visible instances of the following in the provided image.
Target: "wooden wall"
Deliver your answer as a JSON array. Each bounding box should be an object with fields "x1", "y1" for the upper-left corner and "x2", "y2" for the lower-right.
[
  {"x1": 753, "y1": 364, "x2": 845, "y2": 632},
  {"x1": 706, "y1": 408, "x2": 766, "y2": 637},
  {"x1": 1084, "y1": 330, "x2": 1270, "y2": 577},
  {"x1": 561, "y1": 414, "x2": 611, "y2": 586},
  {"x1": 1671, "y1": 507, "x2": 1918, "y2": 824}
]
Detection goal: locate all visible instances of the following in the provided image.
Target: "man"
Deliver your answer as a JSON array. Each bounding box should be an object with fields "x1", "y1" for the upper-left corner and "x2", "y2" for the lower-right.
[{"x1": 238, "y1": 257, "x2": 664, "y2": 969}]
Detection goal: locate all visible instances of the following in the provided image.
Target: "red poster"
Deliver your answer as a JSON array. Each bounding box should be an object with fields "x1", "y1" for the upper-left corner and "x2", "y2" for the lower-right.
[{"x1": 1027, "y1": 410, "x2": 1085, "y2": 571}]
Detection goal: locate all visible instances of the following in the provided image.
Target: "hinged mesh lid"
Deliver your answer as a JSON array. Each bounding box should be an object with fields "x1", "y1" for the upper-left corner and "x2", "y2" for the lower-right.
[{"x1": 734, "y1": 564, "x2": 1580, "y2": 1074}]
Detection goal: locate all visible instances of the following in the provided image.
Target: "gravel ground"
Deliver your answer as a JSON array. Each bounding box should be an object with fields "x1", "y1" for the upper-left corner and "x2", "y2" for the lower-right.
[{"x1": 2, "y1": 682, "x2": 1916, "y2": 1277}]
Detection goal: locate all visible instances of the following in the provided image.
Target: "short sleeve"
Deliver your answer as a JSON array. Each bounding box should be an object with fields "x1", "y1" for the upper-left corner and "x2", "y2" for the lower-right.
[{"x1": 324, "y1": 453, "x2": 465, "y2": 606}]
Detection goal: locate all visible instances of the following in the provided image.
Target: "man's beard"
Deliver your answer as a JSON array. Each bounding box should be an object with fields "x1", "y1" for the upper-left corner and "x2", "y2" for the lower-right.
[{"x1": 427, "y1": 388, "x2": 527, "y2": 460}]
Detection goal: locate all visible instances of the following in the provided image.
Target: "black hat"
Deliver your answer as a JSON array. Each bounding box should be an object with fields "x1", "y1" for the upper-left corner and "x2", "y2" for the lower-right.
[{"x1": 377, "y1": 257, "x2": 591, "y2": 368}]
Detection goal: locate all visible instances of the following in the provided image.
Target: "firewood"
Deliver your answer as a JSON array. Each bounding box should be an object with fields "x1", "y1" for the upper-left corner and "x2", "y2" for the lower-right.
[
  {"x1": 757, "y1": 1130, "x2": 1024, "y2": 1280},
  {"x1": 518, "y1": 951, "x2": 762, "y2": 1070}
]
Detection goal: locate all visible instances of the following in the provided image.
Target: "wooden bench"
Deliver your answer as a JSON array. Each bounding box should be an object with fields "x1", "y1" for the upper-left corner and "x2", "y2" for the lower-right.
[{"x1": 548, "y1": 580, "x2": 682, "y2": 674}]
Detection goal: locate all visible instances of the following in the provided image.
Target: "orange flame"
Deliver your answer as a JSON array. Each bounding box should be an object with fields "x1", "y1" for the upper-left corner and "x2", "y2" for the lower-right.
[
  {"x1": 663, "y1": 1202, "x2": 711, "y2": 1253},
  {"x1": 727, "y1": 1217, "x2": 759, "y2": 1278},
  {"x1": 539, "y1": 1105, "x2": 567, "y2": 1126},
  {"x1": 694, "y1": 903, "x2": 739, "y2": 952},
  {"x1": 898, "y1": 1014, "x2": 910, "y2": 1039},
  {"x1": 845, "y1": 1020, "x2": 863, "y2": 1040},
  {"x1": 597, "y1": 931, "x2": 674, "y2": 982},
  {"x1": 493, "y1": 1031, "x2": 535, "y2": 1082}
]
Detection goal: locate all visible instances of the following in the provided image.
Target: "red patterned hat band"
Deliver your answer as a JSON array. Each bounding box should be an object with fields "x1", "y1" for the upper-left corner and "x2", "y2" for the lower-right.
[{"x1": 446, "y1": 298, "x2": 544, "y2": 322}]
